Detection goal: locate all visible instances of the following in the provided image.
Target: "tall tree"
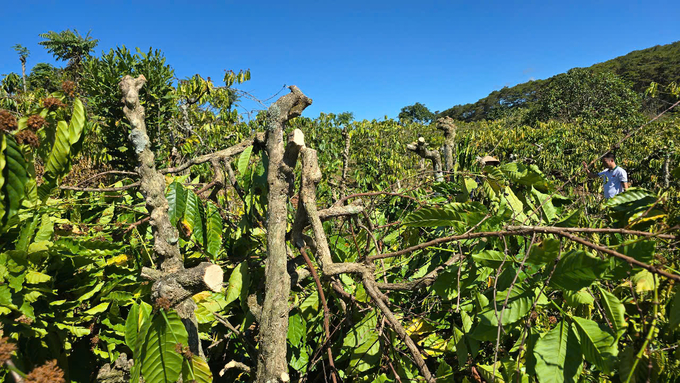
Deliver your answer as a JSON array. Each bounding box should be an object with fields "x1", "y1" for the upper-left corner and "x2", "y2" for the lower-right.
[
  {"x1": 399, "y1": 102, "x2": 435, "y2": 124},
  {"x1": 12, "y1": 44, "x2": 29, "y2": 92},
  {"x1": 38, "y1": 29, "x2": 99, "y2": 80}
]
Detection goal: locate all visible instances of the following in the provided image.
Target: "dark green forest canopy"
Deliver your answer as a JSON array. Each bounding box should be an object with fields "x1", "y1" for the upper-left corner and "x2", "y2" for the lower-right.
[{"x1": 439, "y1": 40, "x2": 680, "y2": 122}]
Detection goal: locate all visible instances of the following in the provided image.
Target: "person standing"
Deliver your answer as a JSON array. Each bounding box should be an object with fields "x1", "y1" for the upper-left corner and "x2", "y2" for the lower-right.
[{"x1": 583, "y1": 152, "x2": 630, "y2": 199}]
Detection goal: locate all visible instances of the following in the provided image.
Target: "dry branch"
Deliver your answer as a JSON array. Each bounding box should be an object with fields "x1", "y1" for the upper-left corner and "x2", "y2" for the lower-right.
[
  {"x1": 119, "y1": 75, "x2": 224, "y2": 357},
  {"x1": 407, "y1": 137, "x2": 443, "y2": 182},
  {"x1": 256, "y1": 86, "x2": 312, "y2": 383}
]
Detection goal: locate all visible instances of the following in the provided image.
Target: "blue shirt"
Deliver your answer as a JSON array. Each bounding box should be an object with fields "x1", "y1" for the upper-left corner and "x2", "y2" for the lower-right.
[{"x1": 598, "y1": 166, "x2": 628, "y2": 199}]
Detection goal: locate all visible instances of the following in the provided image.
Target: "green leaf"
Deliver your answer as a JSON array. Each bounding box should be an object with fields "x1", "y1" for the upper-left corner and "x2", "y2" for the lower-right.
[
  {"x1": 531, "y1": 187, "x2": 557, "y2": 223},
  {"x1": 670, "y1": 286, "x2": 680, "y2": 330},
  {"x1": 402, "y1": 202, "x2": 487, "y2": 228},
  {"x1": 183, "y1": 191, "x2": 205, "y2": 245},
  {"x1": 68, "y1": 98, "x2": 86, "y2": 145},
  {"x1": 166, "y1": 181, "x2": 187, "y2": 226},
  {"x1": 554, "y1": 210, "x2": 580, "y2": 227},
  {"x1": 288, "y1": 313, "x2": 306, "y2": 346},
  {"x1": 349, "y1": 332, "x2": 380, "y2": 373},
  {"x1": 343, "y1": 310, "x2": 378, "y2": 349},
  {"x1": 237, "y1": 145, "x2": 253, "y2": 176},
  {"x1": 594, "y1": 285, "x2": 627, "y2": 340},
  {"x1": 476, "y1": 363, "x2": 504, "y2": 383},
  {"x1": 125, "y1": 301, "x2": 152, "y2": 352},
  {"x1": 631, "y1": 270, "x2": 654, "y2": 292},
  {"x1": 550, "y1": 250, "x2": 608, "y2": 291},
  {"x1": 533, "y1": 320, "x2": 583, "y2": 383},
  {"x1": 205, "y1": 201, "x2": 223, "y2": 259},
  {"x1": 527, "y1": 238, "x2": 560, "y2": 265},
  {"x1": 472, "y1": 250, "x2": 507, "y2": 268},
  {"x1": 39, "y1": 120, "x2": 71, "y2": 199},
  {"x1": 182, "y1": 355, "x2": 213, "y2": 383},
  {"x1": 25, "y1": 270, "x2": 51, "y2": 284},
  {"x1": 224, "y1": 262, "x2": 248, "y2": 306},
  {"x1": 502, "y1": 186, "x2": 529, "y2": 223},
  {"x1": 563, "y1": 289, "x2": 594, "y2": 307},
  {"x1": 480, "y1": 287, "x2": 534, "y2": 326},
  {"x1": 435, "y1": 360, "x2": 455, "y2": 383},
  {"x1": 571, "y1": 316, "x2": 618, "y2": 374},
  {"x1": 84, "y1": 302, "x2": 110, "y2": 315},
  {"x1": 2, "y1": 135, "x2": 29, "y2": 225},
  {"x1": 433, "y1": 269, "x2": 458, "y2": 300},
  {"x1": 141, "y1": 311, "x2": 188, "y2": 383}
]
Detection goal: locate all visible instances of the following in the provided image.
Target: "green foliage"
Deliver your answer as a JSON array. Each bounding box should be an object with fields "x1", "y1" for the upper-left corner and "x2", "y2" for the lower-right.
[
  {"x1": 399, "y1": 102, "x2": 435, "y2": 124},
  {"x1": 81, "y1": 46, "x2": 175, "y2": 168},
  {"x1": 27, "y1": 63, "x2": 63, "y2": 93},
  {"x1": 38, "y1": 29, "x2": 99, "y2": 75},
  {"x1": 526, "y1": 68, "x2": 642, "y2": 124}
]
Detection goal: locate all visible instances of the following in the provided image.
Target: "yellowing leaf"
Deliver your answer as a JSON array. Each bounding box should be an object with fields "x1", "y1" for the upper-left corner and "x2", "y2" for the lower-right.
[{"x1": 107, "y1": 254, "x2": 129, "y2": 266}]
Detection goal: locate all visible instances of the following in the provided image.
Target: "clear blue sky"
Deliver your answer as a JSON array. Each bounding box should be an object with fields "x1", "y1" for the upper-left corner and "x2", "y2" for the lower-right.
[{"x1": 1, "y1": 0, "x2": 678, "y2": 121}]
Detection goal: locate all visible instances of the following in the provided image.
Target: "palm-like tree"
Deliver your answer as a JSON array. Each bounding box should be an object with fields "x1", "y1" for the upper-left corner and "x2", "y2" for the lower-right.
[
  {"x1": 12, "y1": 44, "x2": 30, "y2": 92},
  {"x1": 38, "y1": 29, "x2": 99, "y2": 81}
]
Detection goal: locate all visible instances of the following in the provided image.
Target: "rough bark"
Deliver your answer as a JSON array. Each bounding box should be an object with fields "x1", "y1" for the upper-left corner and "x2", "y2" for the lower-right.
[
  {"x1": 436, "y1": 116, "x2": 457, "y2": 177},
  {"x1": 407, "y1": 137, "x2": 444, "y2": 182},
  {"x1": 663, "y1": 154, "x2": 670, "y2": 188},
  {"x1": 256, "y1": 86, "x2": 312, "y2": 383},
  {"x1": 119, "y1": 75, "x2": 223, "y2": 357}
]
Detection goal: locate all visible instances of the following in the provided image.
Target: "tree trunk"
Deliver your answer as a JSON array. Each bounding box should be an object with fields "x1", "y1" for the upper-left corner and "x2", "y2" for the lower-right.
[
  {"x1": 663, "y1": 154, "x2": 670, "y2": 188},
  {"x1": 119, "y1": 75, "x2": 223, "y2": 358},
  {"x1": 407, "y1": 137, "x2": 444, "y2": 182},
  {"x1": 256, "y1": 86, "x2": 311, "y2": 383},
  {"x1": 20, "y1": 58, "x2": 27, "y2": 93},
  {"x1": 437, "y1": 117, "x2": 457, "y2": 180}
]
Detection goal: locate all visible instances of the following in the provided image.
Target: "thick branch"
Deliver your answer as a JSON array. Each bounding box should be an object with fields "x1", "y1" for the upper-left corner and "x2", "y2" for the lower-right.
[
  {"x1": 407, "y1": 137, "x2": 443, "y2": 182},
  {"x1": 436, "y1": 116, "x2": 457, "y2": 175},
  {"x1": 256, "y1": 86, "x2": 311, "y2": 383}
]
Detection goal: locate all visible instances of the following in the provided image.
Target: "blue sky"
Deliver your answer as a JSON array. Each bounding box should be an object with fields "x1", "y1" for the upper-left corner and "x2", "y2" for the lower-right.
[{"x1": 1, "y1": 0, "x2": 678, "y2": 121}]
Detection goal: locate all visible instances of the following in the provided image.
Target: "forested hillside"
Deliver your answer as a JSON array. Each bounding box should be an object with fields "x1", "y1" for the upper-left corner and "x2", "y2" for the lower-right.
[
  {"x1": 1, "y1": 30, "x2": 679, "y2": 383},
  {"x1": 438, "y1": 41, "x2": 680, "y2": 122}
]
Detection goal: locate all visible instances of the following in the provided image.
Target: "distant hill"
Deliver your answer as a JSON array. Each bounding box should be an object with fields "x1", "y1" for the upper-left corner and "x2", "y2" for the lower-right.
[{"x1": 440, "y1": 41, "x2": 680, "y2": 122}]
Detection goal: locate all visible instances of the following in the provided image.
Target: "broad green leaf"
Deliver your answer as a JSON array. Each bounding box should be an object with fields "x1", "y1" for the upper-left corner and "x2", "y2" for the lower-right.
[
  {"x1": 183, "y1": 191, "x2": 205, "y2": 245},
  {"x1": 502, "y1": 186, "x2": 529, "y2": 223},
  {"x1": 237, "y1": 145, "x2": 253, "y2": 176},
  {"x1": 594, "y1": 285, "x2": 627, "y2": 340},
  {"x1": 348, "y1": 332, "x2": 380, "y2": 373},
  {"x1": 166, "y1": 181, "x2": 187, "y2": 226},
  {"x1": 403, "y1": 202, "x2": 487, "y2": 228},
  {"x1": 25, "y1": 270, "x2": 51, "y2": 284},
  {"x1": 224, "y1": 262, "x2": 248, "y2": 306},
  {"x1": 288, "y1": 313, "x2": 306, "y2": 346},
  {"x1": 182, "y1": 355, "x2": 213, "y2": 383},
  {"x1": 604, "y1": 188, "x2": 656, "y2": 210},
  {"x1": 533, "y1": 320, "x2": 583, "y2": 383},
  {"x1": 472, "y1": 250, "x2": 507, "y2": 268},
  {"x1": 563, "y1": 289, "x2": 594, "y2": 307},
  {"x1": 631, "y1": 270, "x2": 654, "y2": 292},
  {"x1": 2, "y1": 135, "x2": 29, "y2": 224},
  {"x1": 141, "y1": 311, "x2": 188, "y2": 383},
  {"x1": 531, "y1": 187, "x2": 557, "y2": 223},
  {"x1": 554, "y1": 210, "x2": 580, "y2": 227},
  {"x1": 670, "y1": 286, "x2": 680, "y2": 330},
  {"x1": 129, "y1": 302, "x2": 153, "y2": 383},
  {"x1": 39, "y1": 120, "x2": 71, "y2": 199},
  {"x1": 433, "y1": 269, "x2": 458, "y2": 300},
  {"x1": 527, "y1": 238, "x2": 560, "y2": 265},
  {"x1": 205, "y1": 201, "x2": 223, "y2": 259},
  {"x1": 125, "y1": 301, "x2": 153, "y2": 351},
  {"x1": 480, "y1": 287, "x2": 534, "y2": 326},
  {"x1": 550, "y1": 250, "x2": 608, "y2": 291},
  {"x1": 84, "y1": 302, "x2": 110, "y2": 315},
  {"x1": 68, "y1": 98, "x2": 85, "y2": 145},
  {"x1": 477, "y1": 363, "x2": 504, "y2": 383},
  {"x1": 343, "y1": 310, "x2": 378, "y2": 348},
  {"x1": 435, "y1": 361, "x2": 455, "y2": 383},
  {"x1": 571, "y1": 316, "x2": 618, "y2": 374}
]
